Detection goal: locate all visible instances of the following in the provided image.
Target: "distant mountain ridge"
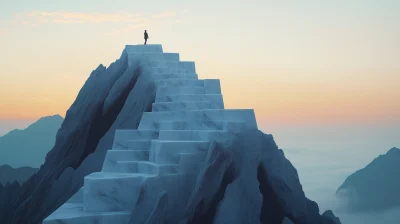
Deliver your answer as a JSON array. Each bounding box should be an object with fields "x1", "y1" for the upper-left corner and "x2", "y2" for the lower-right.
[
  {"x1": 0, "y1": 164, "x2": 38, "y2": 185},
  {"x1": 0, "y1": 114, "x2": 63, "y2": 168},
  {"x1": 337, "y1": 147, "x2": 400, "y2": 212}
]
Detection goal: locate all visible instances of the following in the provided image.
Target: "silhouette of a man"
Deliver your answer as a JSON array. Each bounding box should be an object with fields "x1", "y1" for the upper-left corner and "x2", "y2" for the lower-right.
[{"x1": 144, "y1": 30, "x2": 149, "y2": 45}]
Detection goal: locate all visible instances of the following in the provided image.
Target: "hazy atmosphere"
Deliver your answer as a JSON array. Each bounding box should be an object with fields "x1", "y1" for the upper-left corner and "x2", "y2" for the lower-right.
[{"x1": 1, "y1": 0, "x2": 399, "y2": 223}]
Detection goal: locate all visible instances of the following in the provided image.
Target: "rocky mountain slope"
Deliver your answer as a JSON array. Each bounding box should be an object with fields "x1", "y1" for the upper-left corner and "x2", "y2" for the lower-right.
[
  {"x1": 0, "y1": 115, "x2": 63, "y2": 168},
  {"x1": 0, "y1": 165, "x2": 38, "y2": 185},
  {"x1": 337, "y1": 147, "x2": 400, "y2": 212},
  {"x1": 0, "y1": 45, "x2": 340, "y2": 224}
]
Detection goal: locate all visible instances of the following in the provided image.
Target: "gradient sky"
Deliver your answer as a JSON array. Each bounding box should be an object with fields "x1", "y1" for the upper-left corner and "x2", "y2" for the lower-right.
[{"x1": 1, "y1": 0, "x2": 399, "y2": 127}]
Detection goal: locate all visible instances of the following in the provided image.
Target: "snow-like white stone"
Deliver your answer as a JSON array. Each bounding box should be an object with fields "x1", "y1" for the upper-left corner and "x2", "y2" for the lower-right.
[
  {"x1": 127, "y1": 140, "x2": 152, "y2": 150},
  {"x1": 138, "y1": 109, "x2": 257, "y2": 130},
  {"x1": 125, "y1": 44, "x2": 163, "y2": 53},
  {"x1": 156, "y1": 94, "x2": 224, "y2": 109},
  {"x1": 152, "y1": 101, "x2": 212, "y2": 112},
  {"x1": 154, "y1": 120, "x2": 244, "y2": 131},
  {"x1": 128, "y1": 52, "x2": 179, "y2": 62},
  {"x1": 42, "y1": 203, "x2": 131, "y2": 224},
  {"x1": 179, "y1": 61, "x2": 196, "y2": 73},
  {"x1": 112, "y1": 129, "x2": 158, "y2": 149},
  {"x1": 204, "y1": 79, "x2": 222, "y2": 94},
  {"x1": 155, "y1": 79, "x2": 205, "y2": 87},
  {"x1": 83, "y1": 172, "x2": 184, "y2": 212},
  {"x1": 158, "y1": 130, "x2": 230, "y2": 141},
  {"x1": 152, "y1": 73, "x2": 199, "y2": 80},
  {"x1": 83, "y1": 172, "x2": 153, "y2": 212},
  {"x1": 149, "y1": 140, "x2": 210, "y2": 164},
  {"x1": 102, "y1": 150, "x2": 150, "y2": 172},
  {"x1": 156, "y1": 86, "x2": 205, "y2": 97},
  {"x1": 112, "y1": 161, "x2": 181, "y2": 175}
]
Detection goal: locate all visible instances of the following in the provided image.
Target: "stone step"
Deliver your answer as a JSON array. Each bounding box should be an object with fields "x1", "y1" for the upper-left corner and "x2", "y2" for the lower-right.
[
  {"x1": 152, "y1": 73, "x2": 198, "y2": 80},
  {"x1": 152, "y1": 101, "x2": 211, "y2": 112},
  {"x1": 149, "y1": 140, "x2": 210, "y2": 164},
  {"x1": 127, "y1": 140, "x2": 152, "y2": 150},
  {"x1": 83, "y1": 172, "x2": 182, "y2": 212},
  {"x1": 179, "y1": 61, "x2": 196, "y2": 73},
  {"x1": 43, "y1": 203, "x2": 131, "y2": 224},
  {"x1": 156, "y1": 79, "x2": 205, "y2": 87},
  {"x1": 158, "y1": 130, "x2": 231, "y2": 141},
  {"x1": 125, "y1": 44, "x2": 163, "y2": 53},
  {"x1": 156, "y1": 86, "x2": 205, "y2": 97},
  {"x1": 156, "y1": 94, "x2": 224, "y2": 109},
  {"x1": 138, "y1": 109, "x2": 258, "y2": 130},
  {"x1": 152, "y1": 67, "x2": 189, "y2": 74},
  {"x1": 102, "y1": 150, "x2": 150, "y2": 172},
  {"x1": 113, "y1": 161, "x2": 181, "y2": 175},
  {"x1": 150, "y1": 61, "x2": 195, "y2": 73},
  {"x1": 155, "y1": 120, "x2": 245, "y2": 131},
  {"x1": 179, "y1": 152, "x2": 207, "y2": 165},
  {"x1": 112, "y1": 130, "x2": 159, "y2": 149},
  {"x1": 128, "y1": 52, "x2": 179, "y2": 61},
  {"x1": 156, "y1": 80, "x2": 220, "y2": 95}
]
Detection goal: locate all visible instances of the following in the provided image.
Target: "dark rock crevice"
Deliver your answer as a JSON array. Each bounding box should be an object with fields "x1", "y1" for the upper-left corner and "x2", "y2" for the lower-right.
[
  {"x1": 77, "y1": 66, "x2": 141, "y2": 165},
  {"x1": 189, "y1": 163, "x2": 236, "y2": 224},
  {"x1": 257, "y1": 163, "x2": 285, "y2": 224}
]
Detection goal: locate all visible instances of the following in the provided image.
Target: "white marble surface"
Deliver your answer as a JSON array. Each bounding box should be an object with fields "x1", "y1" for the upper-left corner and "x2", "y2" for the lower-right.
[
  {"x1": 158, "y1": 130, "x2": 230, "y2": 141},
  {"x1": 179, "y1": 61, "x2": 196, "y2": 73},
  {"x1": 128, "y1": 53, "x2": 179, "y2": 64},
  {"x1": 138, "y1": 109, "x2": 257, "y2": 130},
  {"x1": 42, "y1": 203, "x2": 131, "y2": 224},
  {"x1": 154, "y1": 120, "x2": 244, "y2": 131},
  {"x1": 112, "y1": 130, "x2": 158, "y2": 149},
  {"x1": 125, "y1": 44, "x2": 163, "y2": 53},
  {"x1": 127, "y1": 140, "x2": 152, "y2": 150},
  {"x1": 149, "y1": 140, "x2": 210, "y2": 164},
  {"x1": 114, "y1": 161, "x2": 181, "y2": 175},
  {"x1": 204, "y1": 79, "x2": 222, "y2": 94},
  {"x1": 150, "y1": 60, "x2": 180, "y2": 69},
  {"x1": 83, "y1": 172, "x2": 152, "y2": 212},
  {"x1": 152, "y1": 73, "x2": 199, "y2": 80},
  {"x1": 156, "y1": 79, "x2": 204, "y2": 87},
  {"x1": 178, "y1": 152, "x2": 207, "y2": 165},
  {"x1": 156, "y1": 85, "x2": 205, "y2": 96},
  {"x1": 155, "y1": 94, "x2": 224, "y2": 109},
  {"x1": 102, "y1": 150, "x2": 150, "y2": 172},
  {"x1": 152, "y1": 101, "x2": 211, "y2": 112}
]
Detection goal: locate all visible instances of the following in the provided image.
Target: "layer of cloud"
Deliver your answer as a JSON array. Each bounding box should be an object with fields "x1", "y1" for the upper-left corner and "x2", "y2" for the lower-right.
[
  {"x1": 15, "y1": 11, "x2": 176, "y2": 24},
  {"x1": 15, "y1": 10, "x2": 181, "y2": 36}
]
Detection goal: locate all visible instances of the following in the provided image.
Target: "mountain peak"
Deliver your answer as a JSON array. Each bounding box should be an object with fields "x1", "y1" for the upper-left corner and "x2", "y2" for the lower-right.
[{"x1": 0, "y1": 114, "x2": 63, "y2": 168}]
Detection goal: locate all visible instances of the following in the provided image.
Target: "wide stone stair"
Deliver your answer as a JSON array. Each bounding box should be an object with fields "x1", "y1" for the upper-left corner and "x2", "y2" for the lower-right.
[{"x1": 43, "y1": 44, "x2": 258, "y2": 224}]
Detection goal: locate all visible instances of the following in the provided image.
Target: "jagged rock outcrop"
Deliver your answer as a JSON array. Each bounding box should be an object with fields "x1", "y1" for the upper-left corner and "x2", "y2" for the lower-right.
[
  {"x1": 181, "y1": 129, "x2": 341, "y2": 224},
  {"x1": 0, "y1": 115, "x2": 63, "y2": 168},
  {"x1": 0, "y1": 165, "x2": 39, "y2": 185},
  {"x1": 336, "y1": 147, "x2": 400, "y2": 212},
  {"x1": 0, "y1": 48, "x2": 156, "y2": 224}
]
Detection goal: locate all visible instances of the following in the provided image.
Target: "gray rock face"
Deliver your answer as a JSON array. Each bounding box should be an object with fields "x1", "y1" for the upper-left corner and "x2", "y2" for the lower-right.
[
  {"x1": 0, "y1": 50, "x2": 156, "y2": 224},
  {"x1": 321, "y1": 210, "x2": 341, "y2": 224},
  {"x1": 181, "y1": 130, "x2": 340, "y2": 224},
  {"x1": 336, "y1": 147, "x2": 400, "y2": 212},
  {"x1": 125, "y1": 129, "x2": 341, "y2": 224}
]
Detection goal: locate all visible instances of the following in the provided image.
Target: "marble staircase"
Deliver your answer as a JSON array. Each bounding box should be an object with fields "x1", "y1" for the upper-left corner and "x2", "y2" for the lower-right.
[{"x1": 43, "y1": 44, "x2": 258, "y2": 224}]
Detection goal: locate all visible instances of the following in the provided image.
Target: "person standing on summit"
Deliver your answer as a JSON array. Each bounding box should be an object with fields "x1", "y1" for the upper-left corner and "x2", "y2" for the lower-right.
[{"x1": 144, "y1": 30, "x2": 149, "y2": 45}]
